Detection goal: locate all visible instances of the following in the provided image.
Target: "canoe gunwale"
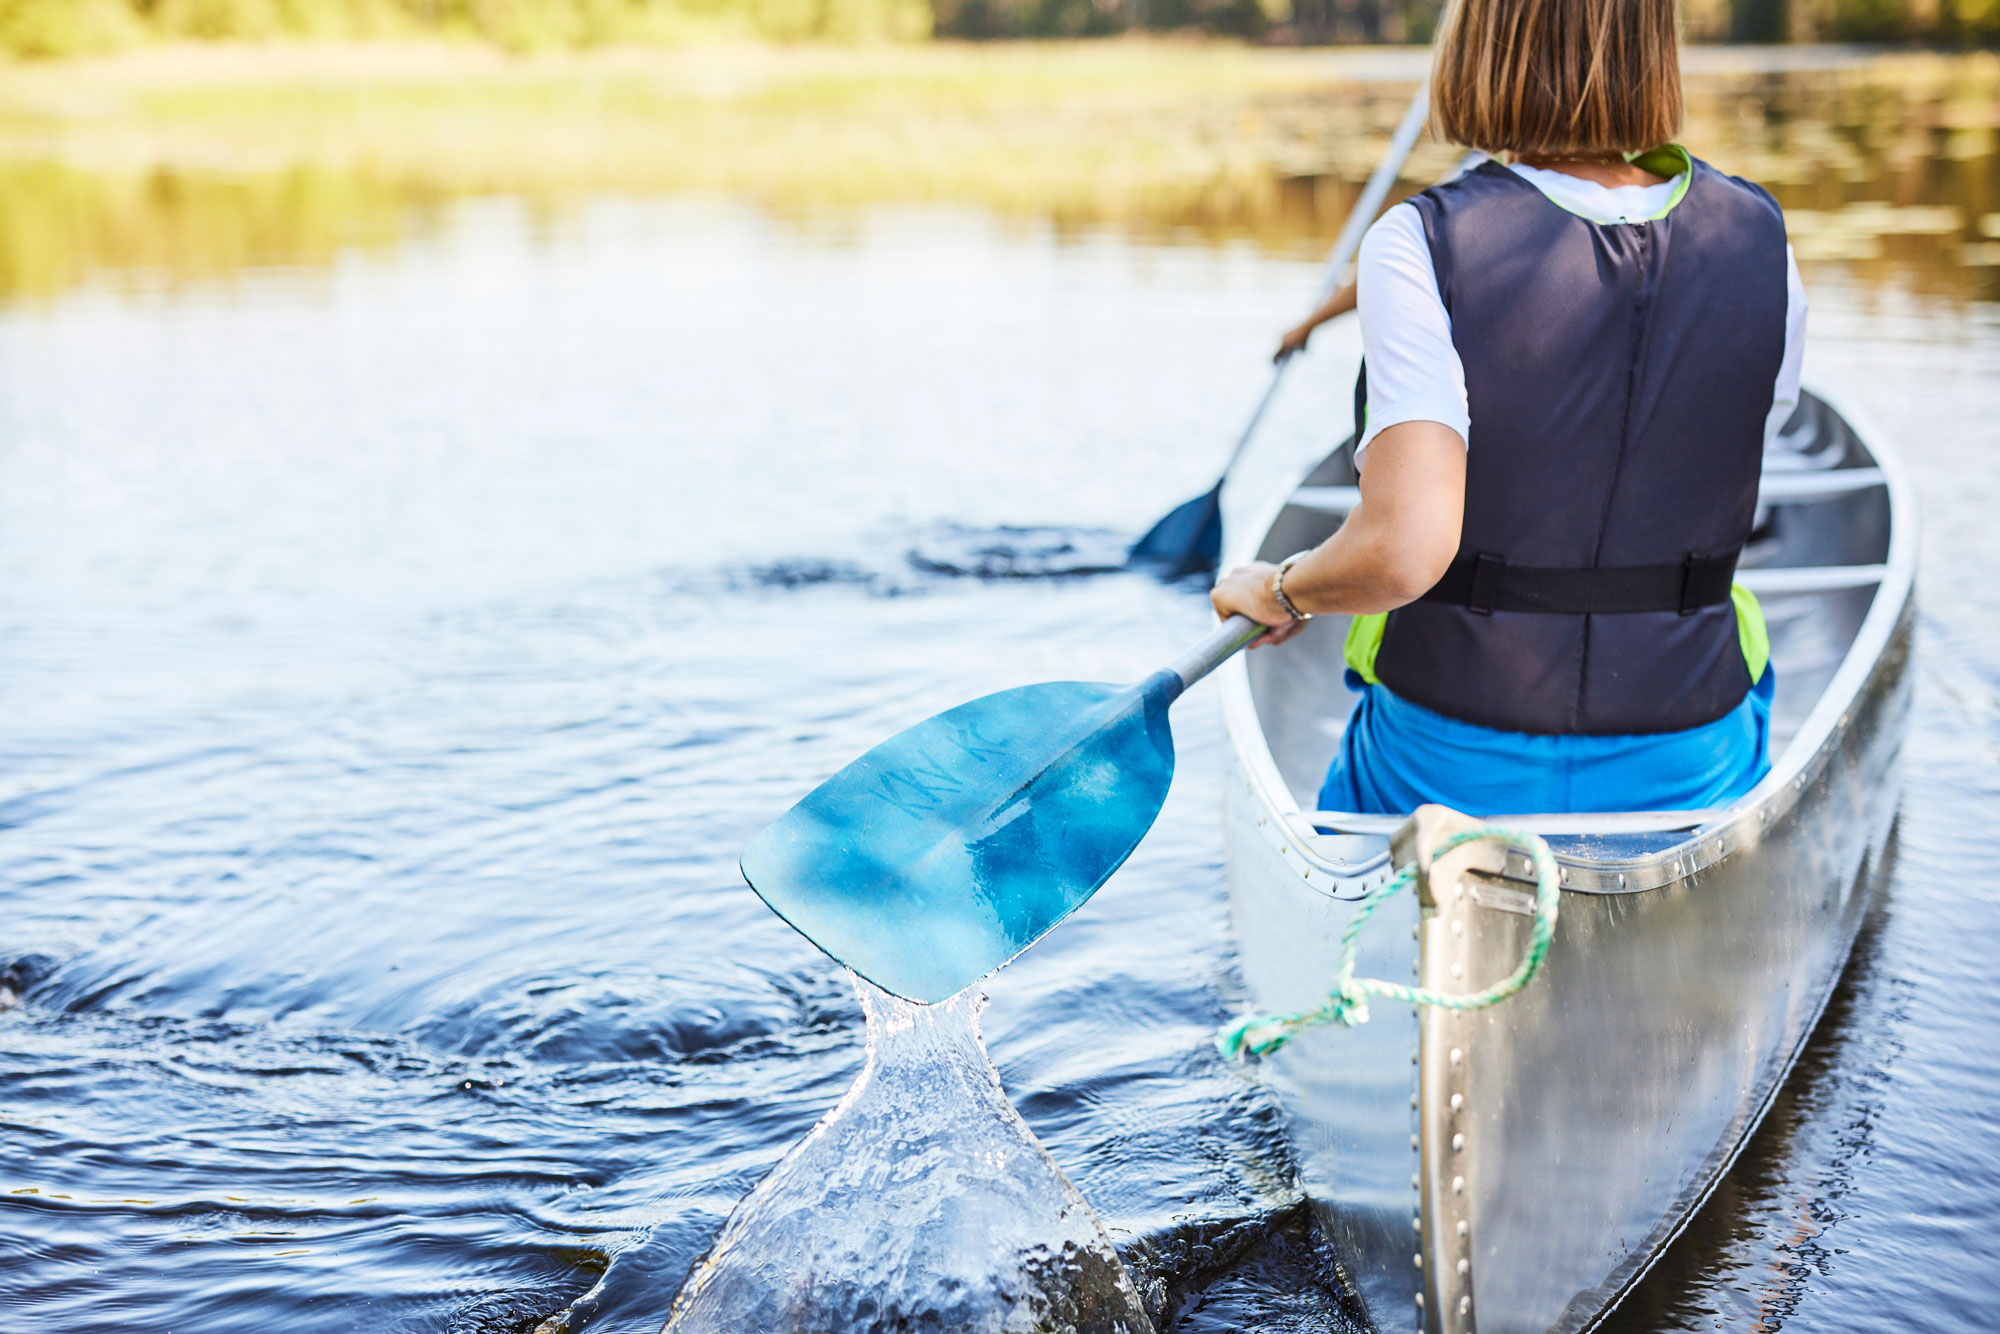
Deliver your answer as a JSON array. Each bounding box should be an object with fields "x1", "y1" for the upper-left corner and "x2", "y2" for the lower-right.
[{"x1": 1216, "y1": 382, "x2": 1917, "y2": 897}]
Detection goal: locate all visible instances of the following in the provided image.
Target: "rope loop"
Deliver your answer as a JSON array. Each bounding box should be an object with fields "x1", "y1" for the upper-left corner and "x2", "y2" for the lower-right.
[{"x1": 1215, "y1": 824, "x2": 1560, "y2": 1062}]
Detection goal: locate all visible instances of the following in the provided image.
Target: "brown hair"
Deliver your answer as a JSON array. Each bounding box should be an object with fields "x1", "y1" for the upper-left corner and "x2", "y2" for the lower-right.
[{"x1": 1431, "y1": 0, "x2": 1683, "y2": 159}]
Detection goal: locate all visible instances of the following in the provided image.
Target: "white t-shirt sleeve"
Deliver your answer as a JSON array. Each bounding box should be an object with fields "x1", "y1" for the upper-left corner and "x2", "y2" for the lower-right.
[
  {"x1": 1766, "y1": 244, "x2": 1808, "y2": 444},
  {"x1": 1353, "y1": 203, "x2": 1470, "y2": 470}
]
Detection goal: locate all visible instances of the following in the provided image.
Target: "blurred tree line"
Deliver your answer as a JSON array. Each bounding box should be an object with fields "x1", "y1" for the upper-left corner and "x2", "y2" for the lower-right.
[
  {"x1": 3, "y1": 0, "x2": 1996, "y2": 55},
  {"x1": 0, "y1": 0, "x2": 932, "y2": 54},
  {"x1": 946, "y1": 0, "x2": 2000, "y2": 43}
]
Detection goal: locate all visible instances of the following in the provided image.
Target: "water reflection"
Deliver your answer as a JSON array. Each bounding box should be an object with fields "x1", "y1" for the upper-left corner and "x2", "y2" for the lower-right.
[
  {"x1": 0, "y1": 162, "x2": 446, "y2": 302},
  {"x1": 2, "y1": 52, "x2": 1997, "y2": 303},
  {"x1": 0, "y1": 197, "x2": 1360, "y2": 1333}
]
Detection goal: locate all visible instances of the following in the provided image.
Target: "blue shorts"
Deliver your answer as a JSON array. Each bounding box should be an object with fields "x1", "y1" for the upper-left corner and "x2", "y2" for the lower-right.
[{"x1": 1317, "y1": 668, "x2": 1774, "y2": 818}]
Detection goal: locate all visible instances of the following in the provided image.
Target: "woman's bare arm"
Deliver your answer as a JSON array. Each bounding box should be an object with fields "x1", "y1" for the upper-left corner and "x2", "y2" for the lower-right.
[
  {"x1": 1273, "y1": 278, "x2": 1359, "y2": 361},
  {"x1": 1209, "y1": 421, "x2": 1465, "y2": 645}
]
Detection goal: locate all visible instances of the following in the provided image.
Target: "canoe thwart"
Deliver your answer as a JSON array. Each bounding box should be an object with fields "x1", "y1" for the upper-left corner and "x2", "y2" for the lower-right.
[
  {"x1": 1289, "y1": 468, "x2": 1886, "y2": 518},
  {"x1": 1738, "y1": 564, "x2": 1887, "y2": 595}
]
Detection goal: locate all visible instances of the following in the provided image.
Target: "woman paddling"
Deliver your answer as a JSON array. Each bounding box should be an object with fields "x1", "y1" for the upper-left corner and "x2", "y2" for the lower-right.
[{"x1": 1210, "y1": 0, "x2": 1805, "y2": 817}]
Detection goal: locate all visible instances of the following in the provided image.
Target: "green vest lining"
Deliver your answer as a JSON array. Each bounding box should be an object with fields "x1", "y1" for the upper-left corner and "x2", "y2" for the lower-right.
[
  {"x1": 1516, "y1": 144, "x2": 1693, "y2": 224},
  {"x1": 1343, "y1": 583, "x2": 1770, "y2": 691}
]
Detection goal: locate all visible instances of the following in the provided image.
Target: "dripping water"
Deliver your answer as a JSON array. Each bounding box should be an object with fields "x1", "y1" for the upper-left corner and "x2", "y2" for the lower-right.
[{"x1": 660, "y1": 976, "x2": 1154, "y2": 1333}]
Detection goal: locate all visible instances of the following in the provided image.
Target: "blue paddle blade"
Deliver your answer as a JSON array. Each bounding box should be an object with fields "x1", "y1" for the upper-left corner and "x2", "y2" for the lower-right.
[
  {"x1": 1126, "y1": 483, "x2": 1222, "y2": 580},
  {"x1": 740, "y1": 670, "x2": 1185, "y2": 1003}
]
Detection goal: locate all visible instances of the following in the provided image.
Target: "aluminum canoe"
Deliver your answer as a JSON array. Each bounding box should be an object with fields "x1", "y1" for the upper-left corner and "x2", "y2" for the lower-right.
[{"x1": 1219, "y1": 387, "x2": 1915, "y2": 1334}]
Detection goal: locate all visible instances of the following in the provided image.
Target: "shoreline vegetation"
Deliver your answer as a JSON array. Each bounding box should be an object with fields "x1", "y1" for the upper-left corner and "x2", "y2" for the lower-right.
[
  {"x1": 6, "y1": 0, "x2": 2000, "y2": 57},
  {"x1": 0, "y1": 42, "x2": 1995, "y2": 301}
]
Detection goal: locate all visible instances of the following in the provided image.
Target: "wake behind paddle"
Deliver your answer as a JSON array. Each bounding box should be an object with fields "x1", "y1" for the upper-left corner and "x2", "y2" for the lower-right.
[{"x1": 740, "y1": 615, "x2": 1264, "y2": 1002}]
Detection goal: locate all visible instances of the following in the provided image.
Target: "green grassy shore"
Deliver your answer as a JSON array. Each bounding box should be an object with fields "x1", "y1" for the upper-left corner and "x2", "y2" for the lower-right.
[{"x1": 1, "y1": 42, "x2": 1995, "y2": 300}]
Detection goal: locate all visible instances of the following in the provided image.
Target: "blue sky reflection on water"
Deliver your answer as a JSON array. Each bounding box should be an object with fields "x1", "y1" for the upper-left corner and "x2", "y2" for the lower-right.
[{"x1": 0, "y1": 194, "x2": 1997, "y2": 1332}]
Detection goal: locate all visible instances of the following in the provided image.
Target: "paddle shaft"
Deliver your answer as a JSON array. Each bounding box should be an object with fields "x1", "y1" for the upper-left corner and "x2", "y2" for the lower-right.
[
  {"x1": 1212, "y1": 81, "x2": 1431, "y2": 481},
  {"x1": 1167, "y1": 614, "x2": 1264, "y2": 694}
]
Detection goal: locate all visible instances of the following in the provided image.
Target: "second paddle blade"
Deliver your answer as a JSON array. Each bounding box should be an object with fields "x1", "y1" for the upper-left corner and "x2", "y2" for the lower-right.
[
  {"x1": 1125, "y1": 483, "x2": 1223, "y2": 580},
  {"x1": 740, "y1": 672, "x2": 1182, "y2": 1003}
]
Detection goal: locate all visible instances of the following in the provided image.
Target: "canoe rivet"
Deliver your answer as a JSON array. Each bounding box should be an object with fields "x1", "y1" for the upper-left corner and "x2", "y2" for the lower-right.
[
  {"x1": 1451, "y1": 1133, "x2": 1464, "y2": 1152},
  {"x1": 1451, "y1": 919, "x2": 1464, "y2": 936},
  {"x1": 1458, "y1": 1259, "x2": 1470, "y2": 1277},
  {"x1": 1416, "y1": 1295, "x2": 1425, "y2": 1309},
  {"x1": 1451, "y1": 1175, "x2": 1465, "y2": 1194},
  {"x1": 1412, "y1": 1093, "x2": 1421, "y2": 1109},
  {"x1": 1413, "y1": 1216, "x2": 1422, "y2": 1233},
  {"x1": 1456, "y1": 1220, "x2": 1469, "y2": 1239},
  {"x1": 1617, "y1": 873, "x2": 1628, "y2": 889},
  {"x1": 1449, "y1": 1047, "x2": 1463, "y2": 1065},
  {"x1": 1412, "y1": 1174, "x2": 1421, "y2": 1190},
  {"x1": 1449, "y1": 1092, "x2": 1464, "y2": 1112},
  {"x1": 1460, "y1": 1295, "x2": 1471, "y2": 1315},
  {"x1": 1411, "y1": 1135, "x2": 1420, "y2": 1151},
  {"x1": 1558, "y1": 865, "x2": 1568, "y2": 884},
  {"x1": 1413, "y1": 1253, "x2": 1423, "y2": 1269},
  {"x1": 1450, "y1": 962, "x2": 1463, "y2": 979},
  {"x1": 1412, "y1": 1051, "x2": 1420, "y2": 1064},
  {"x1": 1456, "y1": 883, "x2": 1467, "y2": 899},
  {"x1": 1413, "y1": 925, "x2": 1421, "y2": 940}
]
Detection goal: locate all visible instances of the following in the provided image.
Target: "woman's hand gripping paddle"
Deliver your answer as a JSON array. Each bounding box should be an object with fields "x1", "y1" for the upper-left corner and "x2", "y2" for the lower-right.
[{"x1": 741, "y1": 615, "x2": 1265, "y2": 1003}]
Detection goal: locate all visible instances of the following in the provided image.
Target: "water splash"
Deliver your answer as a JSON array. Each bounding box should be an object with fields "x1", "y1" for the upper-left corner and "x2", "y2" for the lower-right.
[{"x1": 661, "y1": 976, "x2": 1155, "y2": 1334}]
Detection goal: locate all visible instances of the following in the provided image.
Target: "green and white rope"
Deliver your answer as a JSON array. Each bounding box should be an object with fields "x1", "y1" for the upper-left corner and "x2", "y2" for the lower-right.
[{"x1": 1215, "y1": 825, "x2": 1562, "y2": 1061}]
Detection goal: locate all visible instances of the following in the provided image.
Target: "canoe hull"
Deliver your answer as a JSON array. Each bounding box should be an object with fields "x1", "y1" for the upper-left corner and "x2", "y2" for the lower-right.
[
  {"x1": 1221, "y1": 389, "x2": 1914, "y2": 1333},
  {"x1": 1228, "y1": 606, "x2": 1906, "y2": 1330},
  {"x1": 1425, "y1": 598, "x2": 1905, "y2": 1333}
]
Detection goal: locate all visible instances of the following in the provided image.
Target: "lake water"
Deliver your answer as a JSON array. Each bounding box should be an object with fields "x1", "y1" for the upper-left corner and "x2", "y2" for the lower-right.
[{"x1": 4, "y1": 58, "x2": 1999, "y2": 1333}]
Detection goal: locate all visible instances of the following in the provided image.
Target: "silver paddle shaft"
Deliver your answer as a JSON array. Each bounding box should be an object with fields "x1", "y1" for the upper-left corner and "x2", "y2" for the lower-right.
[
  {"x1": 1168, "y1": 614, "x2": 1265, "y2": 692},
  {"x1": 1215, "y1": 81, "x2": 1432, "y2": 480},
  {"x1": 1164, "y1": 88, "x2": 1433, "y2": 693},
  {"x1": 1308, "y1": 80, "x2": 1432, "y2": 309}
]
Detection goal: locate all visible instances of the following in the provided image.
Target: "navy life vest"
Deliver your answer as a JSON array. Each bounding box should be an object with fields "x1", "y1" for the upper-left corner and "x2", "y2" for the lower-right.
[{"x1": 1365, "y1": 152, "x2": 1788, "y2": 736}]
